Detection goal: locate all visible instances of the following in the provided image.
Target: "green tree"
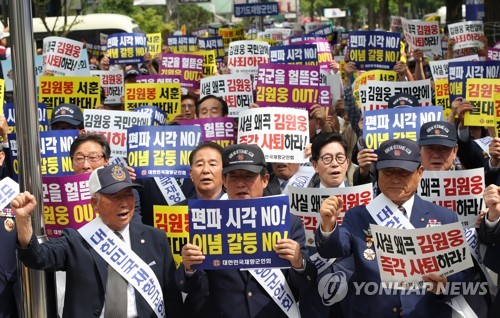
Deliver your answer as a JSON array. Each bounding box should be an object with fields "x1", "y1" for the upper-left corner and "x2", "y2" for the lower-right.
[
  {"x1": 131, "y1": 7, "x2": 174, "y2": 34},
  {"x1": 171, "y1": 4, "x2": 214, "y2": 32},
  {"x1": 94, "y1": 0, "x2": 137, "y2": 16}
]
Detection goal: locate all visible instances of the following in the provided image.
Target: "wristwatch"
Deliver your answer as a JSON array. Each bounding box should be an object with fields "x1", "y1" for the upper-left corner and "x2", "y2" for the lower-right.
[{"x1": 292, "y1": 255, "x2": 306, "y2": 270}]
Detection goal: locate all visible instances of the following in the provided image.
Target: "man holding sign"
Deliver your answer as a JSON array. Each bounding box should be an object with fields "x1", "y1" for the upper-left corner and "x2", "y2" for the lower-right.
[
  {"x1": 316, "y1": 139, "x2": 476, "y2": 317},
  {"x1": 177, "y1": 144, "x2": 316, "y2": 318},
  {"x1": 12, "y1": 165, "x2": 183, "y2": 318}
]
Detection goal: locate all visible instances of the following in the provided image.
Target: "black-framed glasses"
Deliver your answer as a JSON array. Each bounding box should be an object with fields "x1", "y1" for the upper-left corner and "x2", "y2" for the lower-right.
[
  {"x1": 72, "y1": 154, "x2": 104, "y2": 164},
  {"x1": 319, "y1": 153, "x2": 347, "y2": 165}
]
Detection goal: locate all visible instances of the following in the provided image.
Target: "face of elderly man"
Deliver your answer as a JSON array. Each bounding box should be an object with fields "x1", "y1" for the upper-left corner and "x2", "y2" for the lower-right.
[
  {"x1": 190, "y1": 145, "x2": 223, "y2": 199},
  {"x1": 198, "y1": 97, "x2": 224, "y2": 118},
  {"x1": 223, "y1": 170, "x2": 269, "y2": 199},
  {"x1": 92, "y1": 188, "x2": 135, "y2": 231},
  {"x1": 420, "y1": 144, "x2": 458, "y2": 171},
  {"x1": 378, "y1": 166, "x2": 424, "y2": 206}
]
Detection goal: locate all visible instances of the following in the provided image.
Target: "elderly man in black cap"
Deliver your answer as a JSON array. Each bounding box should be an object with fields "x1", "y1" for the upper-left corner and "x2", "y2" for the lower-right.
[
  {"x1": 177, "y1": 144, "x2": 316, "y2": 318},
  {"x1": 316, "y1": 138, "x2": 476, "y2": 318},
  {"x1": 355, "y1": 120, "x2": 485, "y2": 186},
  {"x1": 11, "y1": 164, "x2": 183, "y2": 318},
  {"x1": 418, "y1": 121, "x2": 460, "y2": 171},
  {"x1": 50, "y1": 103, "x2": 84, "y2": 131}
]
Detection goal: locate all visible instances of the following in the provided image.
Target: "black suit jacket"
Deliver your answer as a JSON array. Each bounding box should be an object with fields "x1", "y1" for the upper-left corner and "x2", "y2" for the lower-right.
[
  {"x1": 17, "y1": 222, "x2": 183, "y2": 318},
  {"x1": 263, "y1": 173, "x2": 282, "y2": 197},
  {"x1": 479, "y1": 218, "x2": 500, "y2": 318}
]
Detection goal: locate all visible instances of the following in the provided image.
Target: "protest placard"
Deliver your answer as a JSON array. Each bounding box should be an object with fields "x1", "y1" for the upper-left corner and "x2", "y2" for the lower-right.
[
  {"x1": 106, "y1": 33, "x2": 147, "y2": 64},
  {"x1": 42, "y1": 173, "x2": 93, "y2": 238},
  {"x1": 234, "y1": 2, "x2": 279, "y2": 17},
  {"x1": 218, "y1": 27, "x2": 245, "y2": 48},
  {"x1": 428, "y1": 55, "x2": 479, "y2": 80},
  {"x1": 179, "y1": 117, "x2": 236, "y2": 148},
  {"x1": 8, "y1": 130, "x2": 79, "y2": 178},
  {"x1": 198, "y1": 36, "x2": 226, "y2": 59},
  {"x1": 238, "y1": 107, "x2": 309, "y2": 163},
  {"x1": 160, "y1": 53, "x2": 203, "y2": 88},
  {"x1": 42, "y1": 36, "x2": 84, "y2": 76},
  {"x1": 348, "y1": 31, "x2": 401, "y2": 70},
  {"x1": 227, "y1": 40, "x2": 270, "y2": 75},
  {"x1": 3, "y1": 103, "x2": 48, "y2": 133},
  {"x1": 447, "y1": 60, "x2": 500, "y2": 102},
  {"x1": 127, "y1": 125, "x2": 201, "y2": 178},
  {"x1": 269, "y1": 44, "x2": 318, "y2": 65},
  {"x1": 289, "y1": 184, "x2": 373, "y2": 246},
  {"x1": 147, "y1": 33, "x2": 162, "y2": 55},
  {"x1": 401, "y1": 18, "x2": 441, "y2": 54},
  {"x1": 352, "y1": 70, "x2": 398, "y2": 108},
  {"x1": 136, "y1": 74, "x2": 182, "y2": 85},
  {"x1": 132, "y1": 105, "x2": 167, "y2": 126},
  {"x1": 359, "y1": 79, "x2": 432, "y2": 111},
  {"x1": 363, "y1": 106, "x2": 443, "y2": 149},
  {"x1": 371, "y1": 222, "x2": 473, "y2": 289},
  {"x1": 154, "y1": 205, "x2": 189, "y2": 268},
  {"x1": 255, "y1": 63, "x2": 322, "y2": 110},
  {"x1": 418, "y1": 168, "x2": 484, "y2": 228},
  {"x1": 189, "y1": 195, "x2": 291, "y2": 270},
  {"x1": 125, "y1": 82, "x2": 181, "y2": 122},
  {"x1": 90, "y1": 70, "x2": 124, "y2": 104},
  {"x1": 464, "y1": 78, "x2": 500, "y2": 127},
  {"x1": 200, "y1": 74, "x2": 253, "y2": 117},
  {"x1": 448, "y1": 21, "x2": 484, "y2": 51},
  {"x1": 488, "y1": 48, "x2": 500, "y2": 61},
  {"x1": 84, "y1": 109, "x2": 151, "y2": 158},
  {"x1": 167, "y1": 35, "x2": 198, "y2": 53},
  {"x1": 39, "y1": 76, "x2": 100, "y2": 114}
]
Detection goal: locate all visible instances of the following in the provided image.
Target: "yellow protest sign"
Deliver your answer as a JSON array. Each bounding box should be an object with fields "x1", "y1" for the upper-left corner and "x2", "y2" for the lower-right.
[
  {"x1": 39, "y1": 76, "x2": 100, "y2": 117},
  {"x1": 125, "y1": 82, "x2": 181, "y2": 122},
  {"x1": 434, "y1": 78, "x2": 451, "y2": 119},
  {"x1": 147, "y1": 33, "x2": 162, "y2": 55},
  {"x1": 218, "y1": 27, "x2": 245, "y2": 48},
  {"x1": 464, "y1": 78, "x2": 500, "y2": 127},
  {"x1": 193, "y1": 50, "x2": 218, "y2": 76},
  {"x1": 154, "y1": 205, "x2": 189, "y2": 268}
]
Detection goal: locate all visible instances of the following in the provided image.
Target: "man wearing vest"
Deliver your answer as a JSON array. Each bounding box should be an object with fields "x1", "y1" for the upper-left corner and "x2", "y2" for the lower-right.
[
  {"x1": 316, "y1": 139, "x2": 477, "y2": 317},
  {"x1": 11, "y1": 164, "x2": 183, "y2": 318},
  {"x1": 177, "y1": 143, "x2": 316, "y2": 317}
]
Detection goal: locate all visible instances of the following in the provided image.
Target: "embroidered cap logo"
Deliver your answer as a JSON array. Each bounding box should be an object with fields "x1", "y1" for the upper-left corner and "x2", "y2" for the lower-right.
[{"x1": 111, "y1": 165, "x2": 126, "y2": 181}]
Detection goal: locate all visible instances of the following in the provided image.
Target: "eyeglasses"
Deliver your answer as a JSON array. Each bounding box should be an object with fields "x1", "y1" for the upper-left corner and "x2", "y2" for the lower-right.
[
  {"x1": 318, "y1": 153, "x2": 347, "y2": 165},
  {"x1": 72, "y1": 154, "x2": 104, "y2": 164}
]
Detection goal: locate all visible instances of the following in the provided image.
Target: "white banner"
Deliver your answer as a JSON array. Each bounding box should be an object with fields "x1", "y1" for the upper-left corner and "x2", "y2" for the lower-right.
[
  {"x1": 83, "y1": 109, "x2": 151, "y2": 157},
  {"x1": 237, "y1": 107, "x2": 309, "y2": 163},
  {"x1": 418, "y1": 168, "x2": 485, "y2": 228}
]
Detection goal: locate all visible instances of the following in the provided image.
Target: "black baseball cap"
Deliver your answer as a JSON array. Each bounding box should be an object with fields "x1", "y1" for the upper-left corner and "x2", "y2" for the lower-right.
[
  {"x1": 89, "y1": 165, "x2": 143, "y2": 195},
  {"x1": 418, "y1": 121, "x2": 457, "y2": 148},
  {"x1": 50, "y1": 103, "x2": 84, "y2": 127},
  {"x1": 387, "y1": 93, "x2": 419, "y2": 108},
  {"x1": 222, "y1": 144, "x2": 267, "y2": 175},
  {"x1": 376, "y1": 139, "x2": 421, "y2": 172}
]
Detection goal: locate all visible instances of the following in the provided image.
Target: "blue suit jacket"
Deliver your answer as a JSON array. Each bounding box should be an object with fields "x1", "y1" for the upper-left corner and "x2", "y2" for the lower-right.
[
  {"x1": 0, "y1": 215, "x2": 19, "y2": 317},
  {"x1": 176, "y1": 214, "x2": 317, "y2": 318},
  {"x1": 17, "y1": 222, "x2": 183, "y2": 318},
  {"x1": 316, "y1": 194, "x2": 475, "y2": 318}
]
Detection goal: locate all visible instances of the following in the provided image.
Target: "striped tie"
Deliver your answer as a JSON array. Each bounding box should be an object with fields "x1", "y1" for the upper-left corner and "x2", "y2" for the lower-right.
[
  {"x1": 398, "y1": 206, "x2": 407, "y2": 218},
  {"x1": 104, "y1": 232, "x2": 128, "y2": 318}
]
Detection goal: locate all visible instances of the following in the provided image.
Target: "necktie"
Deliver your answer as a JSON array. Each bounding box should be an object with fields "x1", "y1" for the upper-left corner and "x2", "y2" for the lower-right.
[
  {"x1": 104, "y1": 232, "x2": 128, "y2": 318},
  {"x1": 280, "y1": 180, "x2": 288, "y2": 192},
  {"x1": 398, "y1": 206, "x2": 407, "y2": 219}
]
